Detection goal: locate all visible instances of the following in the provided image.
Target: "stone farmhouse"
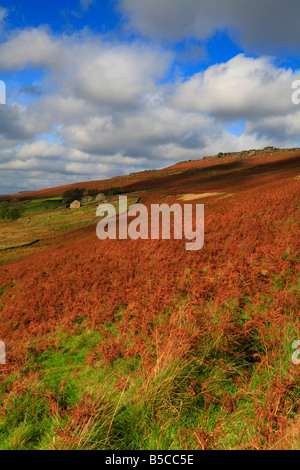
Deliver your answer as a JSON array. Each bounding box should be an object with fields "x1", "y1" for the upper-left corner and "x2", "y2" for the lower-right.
[
  {"x1": 70, "y1": 200, "x2": 81, "y2": 209},
  {"x1": 95, "y1": 193, "x2": 106, "y2": 201},
  {"x1": 82, "y1": 195, "x2": 93, "y2": 203}
]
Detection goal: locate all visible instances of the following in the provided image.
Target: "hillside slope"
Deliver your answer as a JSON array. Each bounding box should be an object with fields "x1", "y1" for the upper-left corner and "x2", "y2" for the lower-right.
[{"x1": 0, "y1": 148, "x2": 299, "y2": 450}]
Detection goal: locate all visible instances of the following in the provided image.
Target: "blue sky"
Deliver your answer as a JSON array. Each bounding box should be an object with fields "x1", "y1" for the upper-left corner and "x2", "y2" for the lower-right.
[{"x1": 0, "y1": 0, "x2": 300, "y2": 194}]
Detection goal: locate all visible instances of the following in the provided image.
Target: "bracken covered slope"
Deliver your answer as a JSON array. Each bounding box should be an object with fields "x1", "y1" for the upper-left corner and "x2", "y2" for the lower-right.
[{"x1": 0, "y1": 148, "x2": 299, "y2": 450}]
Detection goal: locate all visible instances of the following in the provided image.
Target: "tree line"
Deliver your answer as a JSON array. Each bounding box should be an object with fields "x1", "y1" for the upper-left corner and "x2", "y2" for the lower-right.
[{"x1": 62, "y1": 186, "x2": 131, "y2": 204}]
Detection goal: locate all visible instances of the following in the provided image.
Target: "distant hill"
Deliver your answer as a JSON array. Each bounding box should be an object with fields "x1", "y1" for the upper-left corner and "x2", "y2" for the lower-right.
[{"x1": 2, "y1": 146, "x2": 300, "y2": 201}]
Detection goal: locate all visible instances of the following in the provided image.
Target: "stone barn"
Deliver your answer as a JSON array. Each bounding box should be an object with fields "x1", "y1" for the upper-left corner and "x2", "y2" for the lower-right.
[
  {"x1": 70, "y1": 200, "x2": 81, "y2": 208},
  {"x1": 82, "y1": 195, "x2": 93, "y2": 202},
  {"x1": 95, "y1": 193, "x2": 106, "y2": 201}
]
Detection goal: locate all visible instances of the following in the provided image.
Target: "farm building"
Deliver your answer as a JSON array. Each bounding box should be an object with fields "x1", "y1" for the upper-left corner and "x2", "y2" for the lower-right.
[
  {"x1": 70, "y1": 200, "x2": 81, "y2": 208},
  {"x1": 82, "y1": 195, "x2": 93, "y2": 202},
  {"x1": 95, "y1": 193, "x2": 106, "y2": 201}
]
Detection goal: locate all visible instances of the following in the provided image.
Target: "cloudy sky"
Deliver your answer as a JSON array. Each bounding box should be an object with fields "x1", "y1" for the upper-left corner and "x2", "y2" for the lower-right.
[{"x1": 0, "y1": 0, "x2": 300, "y2": 194}]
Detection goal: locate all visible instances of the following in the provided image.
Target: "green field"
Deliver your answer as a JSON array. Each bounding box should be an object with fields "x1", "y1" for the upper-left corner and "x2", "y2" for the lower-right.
[
  {"x1": 23, "y1": 199, "x2": 64, "y2": 214},
  {"x1": 0, "y1": 196, "x2": 140, "y2": 264}
]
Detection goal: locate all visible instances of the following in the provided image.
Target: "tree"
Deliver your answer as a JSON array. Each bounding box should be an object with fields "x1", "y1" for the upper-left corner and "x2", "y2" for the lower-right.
[
  {"x1": 62, "y1": 188, "x2": 85, "y2": 204},
  {"x1": 0, "y1": 199, "x2": 24, "y2": 220},
  {"x1": 0, "y1": 201, "x2": 10, "y2": 219},
  {"x1": 88, "y1": 189, "x2": 98, "y2": 197}
]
